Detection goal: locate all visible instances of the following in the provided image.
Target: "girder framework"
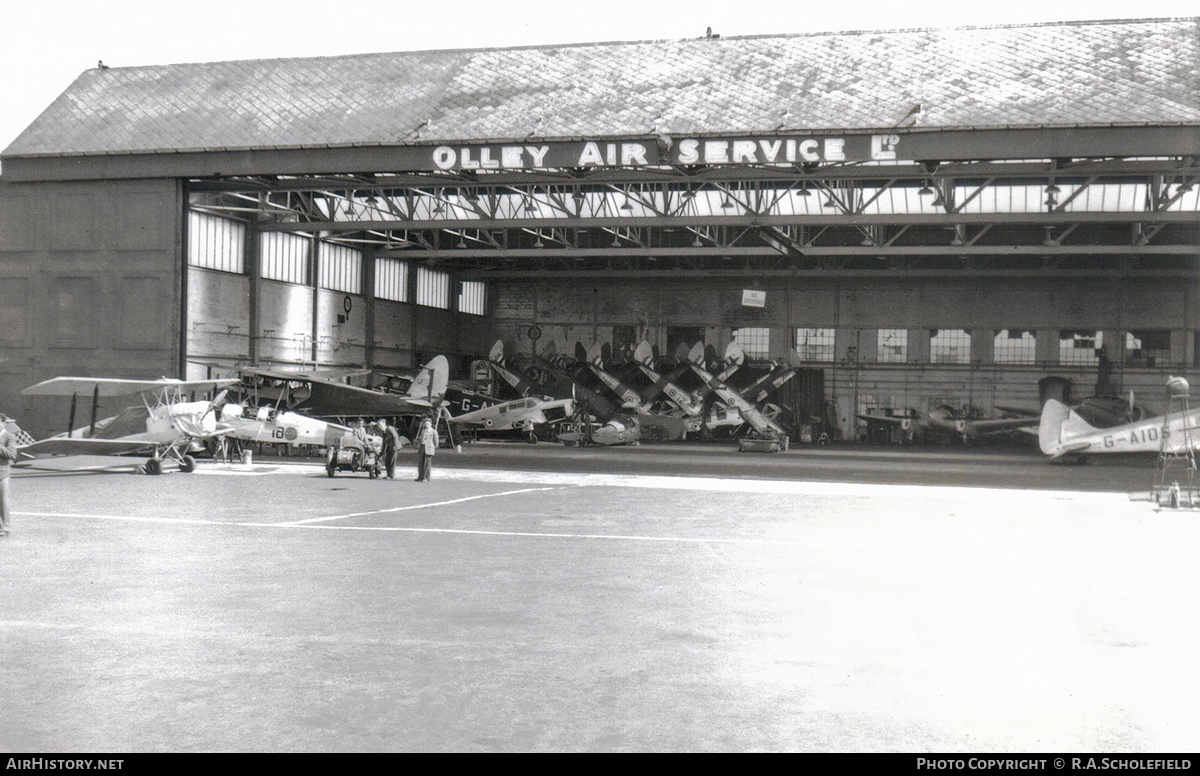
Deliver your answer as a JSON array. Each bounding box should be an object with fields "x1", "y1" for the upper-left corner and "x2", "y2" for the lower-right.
[{"x1": 188, "y1": 156, "x2": 1200, "y2": 277}]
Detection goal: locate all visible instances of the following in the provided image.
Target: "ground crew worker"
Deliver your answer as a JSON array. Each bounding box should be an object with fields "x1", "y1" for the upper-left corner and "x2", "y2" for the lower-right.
[
  {"x1": 0, "y1": 415, "x2": 19, "y2": 537},
  {"x1": 415, "y1": 416, "x2": 438, "y2": 482},
  {"x1": 377, "y1": 418, "x2": 402, "y2": 479}
]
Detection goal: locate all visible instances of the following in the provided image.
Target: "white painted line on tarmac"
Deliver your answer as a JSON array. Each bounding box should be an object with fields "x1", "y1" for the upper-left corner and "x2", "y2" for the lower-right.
[
  {"x1": 283, "y1": 487, "x2": 564, "y2": 525},
  {"x1": 261, "y1": 523, "x2": 813, "y2": 545},
  {"x1": 16, "y1": 511, "x2": 227, "y2": 526}
]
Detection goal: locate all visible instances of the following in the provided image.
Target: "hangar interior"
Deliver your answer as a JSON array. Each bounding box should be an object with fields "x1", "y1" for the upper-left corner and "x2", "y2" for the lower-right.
[{"x1": 1, "y1": 18, "x2": 1198, "y2": 440}]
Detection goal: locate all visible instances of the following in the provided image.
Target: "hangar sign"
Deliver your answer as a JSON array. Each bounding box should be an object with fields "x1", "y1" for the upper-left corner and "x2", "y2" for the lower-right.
[{"x1": 431, "y1": 134, "x2": 903, "y2": 171}]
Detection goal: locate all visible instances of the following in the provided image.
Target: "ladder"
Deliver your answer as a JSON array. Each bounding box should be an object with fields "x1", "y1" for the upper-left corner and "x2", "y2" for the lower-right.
[{"x1": 1155, "y1": 377, "x2": 1197, "y2": 508}]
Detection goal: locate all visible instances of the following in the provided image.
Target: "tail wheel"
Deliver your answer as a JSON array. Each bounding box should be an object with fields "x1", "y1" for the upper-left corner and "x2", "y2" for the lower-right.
[
  {"x1": 144, "y1": 458, "x2": 162, "y2": 476},
  {"x1": 527, "y1": 432, "x2": 539, "y2": 444}
]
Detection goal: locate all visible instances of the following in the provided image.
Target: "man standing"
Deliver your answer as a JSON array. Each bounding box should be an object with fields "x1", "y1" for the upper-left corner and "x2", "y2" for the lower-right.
[
  {"x1": 377, "y1": 418, "x2": 402, "y2": 479},
  {"x1": 0, "y1": 415, "x2": 19, "y2": 537},
  {"x1": 415, "y1": 416, "x2": 438, "y2": 482}
]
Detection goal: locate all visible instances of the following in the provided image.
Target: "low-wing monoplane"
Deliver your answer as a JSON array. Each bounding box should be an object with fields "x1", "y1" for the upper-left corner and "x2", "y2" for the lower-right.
[
  {"x1": 857, "y1": 404, "x2": 1038, "y2": 444},
  {"x1": 686, "y1": 345, "x2": 789, "y2": 439},
  {"x1": 1038, "y1": 377, "x2": 1199, "y2": 459},
  {"x1": 447, "y1": 392, "x2": 574, "y2": 444},
  {"x1": 19, "y1": 377, "x2": 239, "y2": 474},
  {"x1": 238, "y1": 356, "x2": 449, "y2": 418}
]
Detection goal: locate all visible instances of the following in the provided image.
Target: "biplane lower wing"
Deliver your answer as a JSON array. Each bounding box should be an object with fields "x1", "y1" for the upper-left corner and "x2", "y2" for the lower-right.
[{"x1": 19, "y1": 437, "x2": 157, "y2": 457}]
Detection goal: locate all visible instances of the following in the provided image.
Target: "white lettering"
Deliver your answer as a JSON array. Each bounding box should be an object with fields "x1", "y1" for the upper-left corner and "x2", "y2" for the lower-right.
[
  {"x1": 704, "y1": 140, "x2": 730, "y2": 163},
  {"x1": 478, "y1": 147, "x2": 500, "y2": 169},
  {"x1": 460, "y1": 147, "x2": 479, "y2": 169},
  {"x1": 525, "y1": 145, "x2": 550, "y2": 167},
  {"x1": 606, "y1": 144, "x2": 617, "y2": 165},
  {"x1": 870, "y1": 134, "x2": 899, "y2": 161},
  {"x1": 577, "y1": 142, "x2": 605, "y2": 166},
  {"x1": 501, "y1": 146, "x2": 524, "y2": 168},
  {"x1": 798, "y1": 139, "x2": 819, "y2": 162},
  {"x1": 621, "y1": 143, "x2": 648, "y2": 166},
  {"x1": 824, "y1": 138, "x2": 846, "y2": 161},
  {"x1": 759, "y1": 139, "x2": 782, "y2": 162},
  {"x1": 432, "y1": 147, "x2": 456, "y2": 170},
  {"x1": 786, "y1": 139, "x2": 797, "y2": 162},
  {"x1": 678, "y1": 139, "x2": 700, "y2": 164},
  {"x1": 732, "y1": 140, "x2": 757, "y2": 163}
]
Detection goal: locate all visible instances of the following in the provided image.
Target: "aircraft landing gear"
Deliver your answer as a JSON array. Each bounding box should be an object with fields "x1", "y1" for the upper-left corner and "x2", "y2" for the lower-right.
[
  {"x1": 326, "y1": 457, "x2": 337, "y2": 478},
  {"x1": 527, "y1": 432, "x2": 539, "y2": 444},
  {"x1": 179, "y1": 455, "x2": 197, "y2": 473},
  {"x1": 144, "y1": 458, "x2": 162, "y2": 475}
]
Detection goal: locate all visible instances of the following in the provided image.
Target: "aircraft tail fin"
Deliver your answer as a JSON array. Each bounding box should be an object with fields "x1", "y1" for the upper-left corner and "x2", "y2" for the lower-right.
[
  {"x1": 408, "y1": 356, "x2": 449, "y2": 404},
  {"x1": 1039, "y1": 399, "x2": 1097, "y2": 455}
]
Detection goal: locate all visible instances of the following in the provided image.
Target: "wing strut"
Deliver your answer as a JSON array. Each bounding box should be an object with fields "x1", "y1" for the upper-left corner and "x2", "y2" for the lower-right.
[
  {"x1": 68, "y1": 392, "x2": 77, "y2": 436},
  {"x1": 89, "y1": 384, "x2": 100, "y2": 437}
]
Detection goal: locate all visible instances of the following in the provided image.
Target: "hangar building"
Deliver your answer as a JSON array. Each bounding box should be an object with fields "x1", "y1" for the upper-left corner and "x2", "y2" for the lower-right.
[{"x1": 1, "y1": 18, "x2": 1198, "y2": 440}]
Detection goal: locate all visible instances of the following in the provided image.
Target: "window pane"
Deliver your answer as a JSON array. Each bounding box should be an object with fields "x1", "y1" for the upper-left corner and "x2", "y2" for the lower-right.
[
  {"x1": 260, "y1": 232, "x2": 310, "y2": 284},
  {"x1": 1059, "y1": 330, "x2": 1103, "y2": 365},
  {"x1": 188, "y1": 212, "x2": 245, "y2": 274},
  {"x1": 930, "y1": 328, "x2": 971, "y2": 363},
  {"x1": 993, "y1": 329, "x2": 1037, "y2": 364},
  {"x1": 1126, "y1": 330, "x2": 1170, "y2": 367},
  {"x1": 877, "y1": 329, "x2": 907, "y2": 363},
  {"x1": 318, "y1": 242, "x2": 362, "y2": 294},
  {"x1": 416, "y1": 266, "x2": 450, "y2": 309},
  {"x1": 732, "y1": 327, "x2": 770, "y2": 360},
  {"x1": 795, "y1": 328, "x2": 835, "y2": 362},
  {"x1": 457, "y1": 280, "x2": 486, "y2": 315},
  {"x1": 374, "y1": 258, "x2": 408, "y2": 302}
]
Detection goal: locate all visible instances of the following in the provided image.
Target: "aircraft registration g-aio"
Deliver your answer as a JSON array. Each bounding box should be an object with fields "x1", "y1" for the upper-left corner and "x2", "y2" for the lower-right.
[
  {"x1": 20, "y1": 377, "x2": 239, "y2": 474},
  {"x1": 1038, "y1": 377, "x2": 1200, "y2": 460}
]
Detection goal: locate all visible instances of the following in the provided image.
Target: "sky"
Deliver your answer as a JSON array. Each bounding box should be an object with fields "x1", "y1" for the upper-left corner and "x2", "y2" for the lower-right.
[{"x1": 1, "y1": 0, "x2": 1197, "y2": 159}]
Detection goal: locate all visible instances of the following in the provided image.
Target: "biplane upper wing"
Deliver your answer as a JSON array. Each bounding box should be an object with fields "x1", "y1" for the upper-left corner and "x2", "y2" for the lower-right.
[
  {"x1": 240, "y1": 357, "x2": 448, "y2": 417},
  {"x1": 21, "y1": 377, "x2": 239, "y2": 397}
]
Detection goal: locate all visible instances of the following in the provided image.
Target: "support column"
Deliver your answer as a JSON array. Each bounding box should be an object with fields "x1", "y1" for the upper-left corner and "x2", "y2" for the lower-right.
[
  {"x1": 363, "y1": 248, "x2": 375, "y2": 370},
  {"x1": 245, "y1": 212, "x2": 260, "y2": 364}
]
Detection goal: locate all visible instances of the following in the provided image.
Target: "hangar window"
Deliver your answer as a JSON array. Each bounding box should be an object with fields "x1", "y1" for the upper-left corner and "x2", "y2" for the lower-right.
[
  {"x1": 1126, "y1": 330, "x2": 1171, "y2": 367},
  {"x1": 732, "y1": 327, "x2": 770, "y2": 360},
  {"x1": 877, "y1": 329, "x2": 908, "y2": 363},
  {"x1": 930, "y1": 329, "x2": 971, "y2": 363},
  {"x1": 613, "y1": 326, "x2": 637, "y2": 359},
  {"x1": 1058, "y1": 330, "x2": 1103, "y2": 365},
  {"x1": 318, "y1": 243, "x2": 362, "y2": 294},
  {"x1": 187, "y1": 212, "x2": 244, "y2": 274},
  {"x1": 374, "y1": 258, "x2": 409, "y2": 302},
  {"x1": 794, "y1": 328, "x2": 835, "y2": 362},
  {"x1": 993, "y1": 329, "x2": 1037, "y2": 364},
  {"x1": 458, "y1": 281, "x2": 486, "y2": 316},
  {"x1": 260, "y1": 232, "x2": 311, "y2": 285},
  {"x1": 416, "y1": 266, "x2": 450, "y2": 309}
]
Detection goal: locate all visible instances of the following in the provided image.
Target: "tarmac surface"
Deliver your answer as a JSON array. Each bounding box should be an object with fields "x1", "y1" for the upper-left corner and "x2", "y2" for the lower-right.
[{"x1": 1, "y1": 441, "x2": 1197, "y2": 752}]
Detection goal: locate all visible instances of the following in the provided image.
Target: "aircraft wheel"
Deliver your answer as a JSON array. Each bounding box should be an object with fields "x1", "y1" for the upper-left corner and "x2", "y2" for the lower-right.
[
  {"x1": 527, "y1": 433, "x2": 539, "y2": 444},
  {"x1": 179, "y1": 455, "x2": 197, "y2": 473},
  {"x1": 326, "y1": 459, "x2": 337, "y2": 478},
  {"x1": 369, "y1": 466, "x2": 378, "y2": 479},
  {"x1": 145, "y1": 458, "x2": 162, "y2": 476}
]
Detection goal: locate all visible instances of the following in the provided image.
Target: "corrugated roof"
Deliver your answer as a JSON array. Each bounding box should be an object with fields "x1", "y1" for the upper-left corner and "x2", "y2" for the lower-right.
[{"x1": 5, "y1": 17, "x2": 1199, "y2": 158}]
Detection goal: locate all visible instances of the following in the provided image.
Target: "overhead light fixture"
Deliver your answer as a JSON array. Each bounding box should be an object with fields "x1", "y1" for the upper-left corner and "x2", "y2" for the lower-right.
[
  {"x1": 1044, "y1": 182, "x2": 1061, "y2": 195},
  {"x1": 918, "y1": 181, "x2": 934, "y2": 196},
  {"x1": 692, "y1": 236, "x2": 704, "y2": 248},
  {"x1": 611, "y1": 235, "x2": 622, "y2": 247},
  {"x1": 533, "y1": 238, "x2": 545, "y2": 249},
  {"x1": 682, "y1": 188, "x2": 697, "y2": 199},
  {"x1": 797, "y1": 183, "x2": 811, "y2": 197},
  {"x1": 619, "y1": 197, "x2": 634, "y2": 211},
  {"x1": 720, "y1": 196, "x2": 735, "y2": 209}
]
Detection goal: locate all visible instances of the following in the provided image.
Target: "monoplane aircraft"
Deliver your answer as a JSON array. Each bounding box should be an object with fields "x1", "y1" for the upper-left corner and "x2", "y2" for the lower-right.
[
  {"x1": 1038, "y1": 376, "x2": 1198, "y2": 459},
  {"x1": 446, "y1": 392, "x2": 574, "y2": 444},
  {"x1": 238, "y1": 356, "x2": 449, "y2": 418},
  {"x1": 857, "y1": 404, "x2": 1038, "y2": 444},
  {"x1": 19, "y1": 377, "x2": 239, "y2": 474}
]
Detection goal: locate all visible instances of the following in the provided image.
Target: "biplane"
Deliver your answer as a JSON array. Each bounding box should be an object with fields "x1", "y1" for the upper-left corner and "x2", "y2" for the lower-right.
[{"x1": 19, "y1": 377, "x2": 239, "y2": 474}]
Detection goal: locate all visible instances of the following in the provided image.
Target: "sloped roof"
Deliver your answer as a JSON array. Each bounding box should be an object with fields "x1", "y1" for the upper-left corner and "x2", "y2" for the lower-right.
[{"x1": 5, "y1": 17, "x2": 1199, "y2": 158}]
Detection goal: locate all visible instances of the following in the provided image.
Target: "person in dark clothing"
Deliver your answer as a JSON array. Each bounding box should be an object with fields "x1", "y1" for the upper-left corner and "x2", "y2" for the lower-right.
[{"x1": 376, "y1": 418, "x2": 402, "y2": 479}]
